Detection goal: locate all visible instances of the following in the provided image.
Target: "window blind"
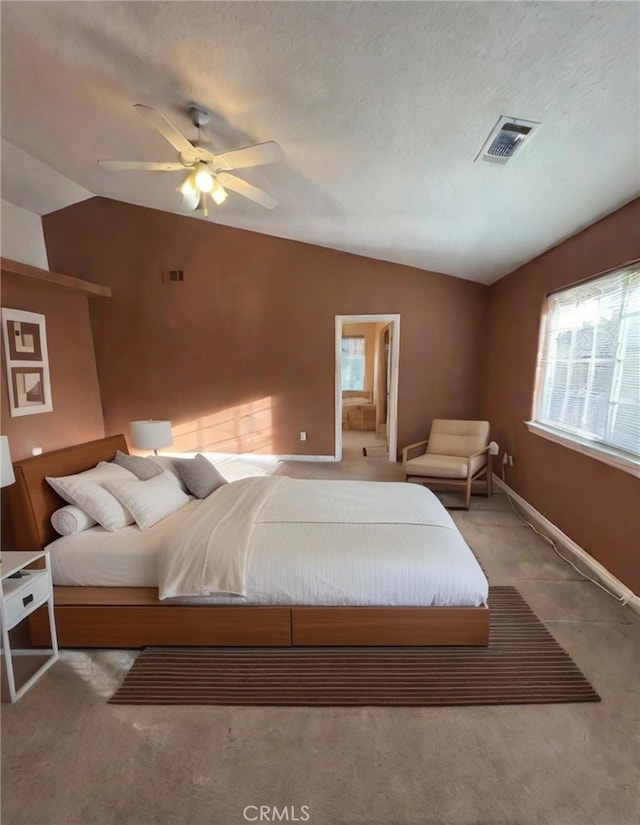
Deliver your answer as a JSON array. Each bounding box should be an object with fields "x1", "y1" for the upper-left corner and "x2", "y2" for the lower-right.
[{"x1": 536, "y1": 266, "x2": 640, "y2": 458}]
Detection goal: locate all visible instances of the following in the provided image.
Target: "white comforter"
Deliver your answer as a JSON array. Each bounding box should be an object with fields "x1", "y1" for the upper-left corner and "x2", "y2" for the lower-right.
[{"x1": 156, "y1": 477, "x2": 488, "y2": 607}]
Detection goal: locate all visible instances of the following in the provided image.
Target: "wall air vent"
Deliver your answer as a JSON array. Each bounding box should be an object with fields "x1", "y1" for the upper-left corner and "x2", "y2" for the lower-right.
[{"x1": 475, "y1": 116, "x2": 541, "y2": 164}]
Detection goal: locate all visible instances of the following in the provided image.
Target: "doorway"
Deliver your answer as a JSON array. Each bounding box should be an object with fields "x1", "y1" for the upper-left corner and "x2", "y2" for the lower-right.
[{"x1": 334, "y1": 314, "x2": 400, "y2": 462}]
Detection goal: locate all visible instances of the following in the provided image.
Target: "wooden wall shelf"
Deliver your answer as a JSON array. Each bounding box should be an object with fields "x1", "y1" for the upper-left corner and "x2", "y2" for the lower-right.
[{"x1": 1, "y1": 257, "x2": 111, "y2": 298}]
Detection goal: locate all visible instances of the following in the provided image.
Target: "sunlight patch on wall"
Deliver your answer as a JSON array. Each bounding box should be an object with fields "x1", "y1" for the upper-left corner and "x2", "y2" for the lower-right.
[{"x1": 172, "y1": 397, "x2": 274, "y2": 454}]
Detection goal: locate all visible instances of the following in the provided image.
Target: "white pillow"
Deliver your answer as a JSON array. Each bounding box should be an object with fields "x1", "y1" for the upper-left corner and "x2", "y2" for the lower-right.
[
  {"x1": 46, "y1": 461, "x2": 137, "y2": 532},
  {"x1": 51, "y1": 505, "x2": 97, "y2": 536},
  {"x1": 105, "y1": 473, "x2": 190, "y2": 530}
]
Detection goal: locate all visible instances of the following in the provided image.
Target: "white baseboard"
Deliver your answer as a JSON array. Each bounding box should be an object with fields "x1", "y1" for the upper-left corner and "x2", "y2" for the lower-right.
[
  {"x1": 164, "y1": 451, "x2": 336, "y2": 463},
  {"x1": 493, "y1": 475, "x2": 640, "y2": 615},
  {"x1": 271, "y1": 454, "x2": 337, "y2": 462}
]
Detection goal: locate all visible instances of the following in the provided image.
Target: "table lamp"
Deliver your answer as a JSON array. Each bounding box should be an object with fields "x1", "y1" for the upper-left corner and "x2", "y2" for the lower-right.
[
  {"x1": 1, "y1": 435, "x2": 15, "y2": 488},
  {"x1": 129, "y1": 420, "x2": 173, "y2": 456}
]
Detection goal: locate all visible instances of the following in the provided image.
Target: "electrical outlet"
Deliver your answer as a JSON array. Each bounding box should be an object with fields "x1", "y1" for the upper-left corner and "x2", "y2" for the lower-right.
[
  {"x1": 508, "y1": 455, "x2": 514, "y2": 467},
  {"x1": 502, "y1": 453, "x2": 508, "y2": 465},
  {"x1": 32, "y1": 446, "x2": 43, "y2": 456},
  {"x1": 300, "y1": 432, "x2": 307, "y2": 442}
]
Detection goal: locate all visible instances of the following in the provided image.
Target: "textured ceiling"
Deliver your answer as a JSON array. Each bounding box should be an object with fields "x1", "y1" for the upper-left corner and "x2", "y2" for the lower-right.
[{"x1": 1, "y1": 1, "x2": 638, "y2": 284}]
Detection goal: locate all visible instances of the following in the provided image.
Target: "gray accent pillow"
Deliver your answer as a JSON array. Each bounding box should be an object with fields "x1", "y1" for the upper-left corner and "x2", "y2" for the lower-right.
[
  {"x1": 173, "y1": 454, "x2": 228, "y2": 499},
  {"x1": 113, "y1": 450, "x2": 163, "y2": 481}
]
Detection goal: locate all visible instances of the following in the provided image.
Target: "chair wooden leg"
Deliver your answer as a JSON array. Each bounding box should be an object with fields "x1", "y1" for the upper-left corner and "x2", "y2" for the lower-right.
[
  {"x1": 465, "y1": 475, "x2": 472, "y2": 510},
  {"x1": 486, "y1": 456, "x2": 493, "y2": 497}
]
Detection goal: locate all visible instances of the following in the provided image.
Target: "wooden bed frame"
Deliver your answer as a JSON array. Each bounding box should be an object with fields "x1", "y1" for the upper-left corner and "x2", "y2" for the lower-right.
[{"x1": 9, "y1": 435, "x2": 489, "y2": 649}]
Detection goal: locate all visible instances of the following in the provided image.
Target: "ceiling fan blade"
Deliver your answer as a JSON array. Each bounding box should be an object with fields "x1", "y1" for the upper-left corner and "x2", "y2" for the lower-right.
[
  {"x1": 98, "y1": 160, "x2": 186, "y2": 171},
  {"x1": 133, "y1": 104, "x2": 212, "y2": 162},
  {"x1": 214, "y1": 141, "x2": 284, "y2": 171},
  {"x1": 217, "y1": 172, "x2": 279, "y2": 209}
]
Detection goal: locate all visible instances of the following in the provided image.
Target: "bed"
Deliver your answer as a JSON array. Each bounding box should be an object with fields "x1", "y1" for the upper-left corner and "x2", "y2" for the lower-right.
[{"x1": 9, "y1": 435, "x2": 489, "y2": 648}]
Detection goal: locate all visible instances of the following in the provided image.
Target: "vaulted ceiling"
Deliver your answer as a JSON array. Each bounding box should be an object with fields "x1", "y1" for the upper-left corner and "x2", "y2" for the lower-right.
[{"x1": 1, "y1": 1, "x2": 638, "y2": 283}]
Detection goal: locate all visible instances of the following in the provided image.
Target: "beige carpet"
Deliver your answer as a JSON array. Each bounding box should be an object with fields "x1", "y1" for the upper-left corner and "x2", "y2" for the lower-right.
[
  {"x1": 2, "y1": 456, "x2": 637, "y2": 825},
  {"x1": 109, "y1": 587, "x2": 599, "y2": 707}
]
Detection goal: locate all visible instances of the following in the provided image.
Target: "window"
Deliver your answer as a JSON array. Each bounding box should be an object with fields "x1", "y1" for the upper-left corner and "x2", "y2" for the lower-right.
[
  {"x1": 341, "y1": 336, "x2": 365, "y2": 391},
  {"x1": 530, "y1": 264, "x2": 640, "y2": 474}
]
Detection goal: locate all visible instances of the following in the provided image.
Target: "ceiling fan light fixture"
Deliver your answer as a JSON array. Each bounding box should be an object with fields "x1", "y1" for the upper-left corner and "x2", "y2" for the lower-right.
[
  {"x1": 194, "y1": 162, "x2": 214, "y2": 192},
  {"x1": 179, "y1": 172, "x2": 197, "y2": 195},
  {"x1": 211, "y1": 179, "x2": 228, "y2": 205}
]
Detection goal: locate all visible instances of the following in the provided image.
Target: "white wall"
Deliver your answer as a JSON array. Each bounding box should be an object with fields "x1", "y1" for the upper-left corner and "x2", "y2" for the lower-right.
[{"x1": 1, "y1": 200, "x2": 49, "y2": 269}]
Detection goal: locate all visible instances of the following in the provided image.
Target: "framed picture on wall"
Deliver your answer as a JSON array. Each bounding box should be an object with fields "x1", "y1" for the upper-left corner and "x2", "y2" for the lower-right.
[{"x1": 1, "y1": 307, "x2": 53, "y2": 417}]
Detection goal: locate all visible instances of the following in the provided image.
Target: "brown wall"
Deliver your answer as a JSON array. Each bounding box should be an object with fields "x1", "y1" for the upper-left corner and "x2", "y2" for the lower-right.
[
  {"x1": 0, "y1": 271, "x2": 105, "y2": 460},
  {"x1": 0, "y1": 269, "x2": 105, "y2": 545},
  {"x1": 485, "y1": 198, "x2": 640, "y2": 593},
  {"x1": 42, "y1": 197, "x2": 489, "y2": 457},
  {"x1": 35, "y1": 194, "x2": 639, "y2": 592}
]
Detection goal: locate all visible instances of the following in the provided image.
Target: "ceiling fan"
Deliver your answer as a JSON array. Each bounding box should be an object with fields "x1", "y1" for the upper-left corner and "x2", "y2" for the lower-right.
[{"x1": 98, "y1": 104, "x2": 284, "y2": 214}]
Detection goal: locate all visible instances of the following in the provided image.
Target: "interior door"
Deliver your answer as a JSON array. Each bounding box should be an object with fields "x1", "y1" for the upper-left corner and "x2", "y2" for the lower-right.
[
  {"x1": 335, "y1": 314, "x2": 399, "y2": 463},
  {"x1": 384, "y1": 326, "x2": 391, "y2": 451}
]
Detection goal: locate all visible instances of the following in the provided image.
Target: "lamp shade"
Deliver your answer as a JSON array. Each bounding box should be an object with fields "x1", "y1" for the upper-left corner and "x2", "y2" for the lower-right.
[
  {"x1": 129, "y1": 420, "x2": 173, "y2": 451},
  {"x1": 1, "y1": 436, "x2": 15, "y2": 488}
]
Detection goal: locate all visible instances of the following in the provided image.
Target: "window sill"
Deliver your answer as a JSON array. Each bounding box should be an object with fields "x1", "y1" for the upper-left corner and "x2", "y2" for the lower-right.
[{"x1": 525, "y1": 421, "x2": 640, "y2": 478}]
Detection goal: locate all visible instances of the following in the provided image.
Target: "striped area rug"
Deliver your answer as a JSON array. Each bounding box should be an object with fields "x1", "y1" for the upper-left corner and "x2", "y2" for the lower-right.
[{"x1": 109, "y1": 587, "x2": 600, "y2": 706}]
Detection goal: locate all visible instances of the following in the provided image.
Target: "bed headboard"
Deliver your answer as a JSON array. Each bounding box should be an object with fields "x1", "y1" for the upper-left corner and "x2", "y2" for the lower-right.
[{"x1": 8, "y1": 435, "x2": 129, "y2": 551}]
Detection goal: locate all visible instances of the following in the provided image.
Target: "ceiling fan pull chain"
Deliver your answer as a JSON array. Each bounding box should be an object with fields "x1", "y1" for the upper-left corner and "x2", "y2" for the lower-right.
[{"x1": 202, "y1": 191, "x2": 208, "y2": 217}]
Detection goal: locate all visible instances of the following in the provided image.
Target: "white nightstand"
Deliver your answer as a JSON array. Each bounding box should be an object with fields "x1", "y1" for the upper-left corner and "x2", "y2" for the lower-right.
[{"x1": 0, "y1": 550, "x2": 59, "y2": 702}]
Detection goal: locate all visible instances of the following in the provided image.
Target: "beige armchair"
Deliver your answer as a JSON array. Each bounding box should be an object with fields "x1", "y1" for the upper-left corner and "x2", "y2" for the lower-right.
[{"x1": 402, "y1": 419, "x2": 493, "y2": 510}]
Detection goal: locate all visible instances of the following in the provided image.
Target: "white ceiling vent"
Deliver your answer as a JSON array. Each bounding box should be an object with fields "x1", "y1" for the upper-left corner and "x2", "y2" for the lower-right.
[{"x1": 475, "y1": 116, "x2": 541, "y2": 164}]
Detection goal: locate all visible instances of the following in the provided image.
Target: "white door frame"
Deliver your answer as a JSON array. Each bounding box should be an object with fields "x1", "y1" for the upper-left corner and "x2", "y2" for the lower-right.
[{"x1": 335, "y1": 314, "x2": 400, "y2": 462}]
